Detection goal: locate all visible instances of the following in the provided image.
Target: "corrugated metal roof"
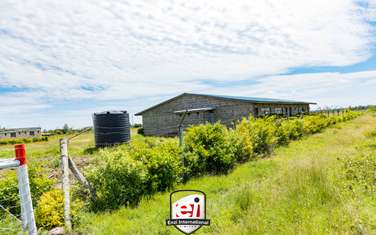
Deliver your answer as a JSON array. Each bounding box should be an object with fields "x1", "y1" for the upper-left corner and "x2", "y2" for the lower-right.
[
  {"x1": 194, "y1": 93, "x2": 316, "y2": 104},
  {"x1": 135, "y1": 93, "x2": 316, "y2": 115}
]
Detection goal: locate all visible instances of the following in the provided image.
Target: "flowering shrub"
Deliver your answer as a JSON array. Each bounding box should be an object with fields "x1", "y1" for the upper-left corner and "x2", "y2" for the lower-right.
[{"x1": 36, "y1": 189, "x2": 83, "y2": 229}]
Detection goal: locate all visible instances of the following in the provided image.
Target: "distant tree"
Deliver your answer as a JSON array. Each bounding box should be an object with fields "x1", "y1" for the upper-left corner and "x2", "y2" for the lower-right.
[
  {"x1": 63, "y1": 124, "x2": 69, "y2": 134},
  {"x1": 132, "y1": 123, "x2": 142, "y2": 128}
]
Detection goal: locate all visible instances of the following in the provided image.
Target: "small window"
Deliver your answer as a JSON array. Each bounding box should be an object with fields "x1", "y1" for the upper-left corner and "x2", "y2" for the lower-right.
[
  {"x1": 260, "y1": 107, "x2": 271, "y2": 115},
  {"x1": 274, "y1": 108, "x2": 283, "y2": 114}
]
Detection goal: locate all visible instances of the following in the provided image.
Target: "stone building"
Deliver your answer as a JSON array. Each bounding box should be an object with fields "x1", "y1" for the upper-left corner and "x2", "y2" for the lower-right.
[
  {"x1": 135, "y1": 93, "x2": 316, "y2": 136},
  {"x1": 0, "y1": 127, "x2": 42, "y2": 139}
]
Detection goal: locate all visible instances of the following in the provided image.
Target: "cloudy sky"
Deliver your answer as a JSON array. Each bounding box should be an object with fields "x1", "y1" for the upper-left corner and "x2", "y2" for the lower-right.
[{"x1": 0, "y1": 0, "x2": 375, "y2": 129}]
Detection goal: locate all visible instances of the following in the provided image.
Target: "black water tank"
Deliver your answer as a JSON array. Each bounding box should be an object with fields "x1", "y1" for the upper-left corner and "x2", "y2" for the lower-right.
[{"x1": 93, "y1": 110, "x2": 131, "y2": 147}]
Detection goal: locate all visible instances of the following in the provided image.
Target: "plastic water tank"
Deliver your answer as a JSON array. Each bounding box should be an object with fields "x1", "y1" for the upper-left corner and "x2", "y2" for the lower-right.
[{"x1": 93, "y1": 110, "x2": 131, "y2": 147}]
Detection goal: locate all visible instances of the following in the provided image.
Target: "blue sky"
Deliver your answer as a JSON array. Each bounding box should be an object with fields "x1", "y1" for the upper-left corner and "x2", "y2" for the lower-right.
[{"x1": 0, "y1": 0, "x2": 376, "y2": 129}]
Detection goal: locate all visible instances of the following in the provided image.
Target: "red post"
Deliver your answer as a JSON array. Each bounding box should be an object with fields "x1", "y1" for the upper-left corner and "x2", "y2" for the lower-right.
[{"x1": 15, "y1": 144, "x2": 27, "y2": 166}]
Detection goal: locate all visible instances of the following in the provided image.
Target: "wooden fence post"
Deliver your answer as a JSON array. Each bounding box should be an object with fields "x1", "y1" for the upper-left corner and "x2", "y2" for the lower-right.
[
  {"x1": 60, "y1": 138, "x2": 72, "y2": 232},
  {"x1": 68, "y1": 157, "x2": 96, "y2": 201}
]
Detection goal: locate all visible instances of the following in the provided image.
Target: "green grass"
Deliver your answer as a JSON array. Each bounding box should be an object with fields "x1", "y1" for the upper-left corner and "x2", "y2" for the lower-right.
[
  {"x1": 0, "y1": 128, "x2": 140, "y2": 171},
  {"x1": 1, "y1": 117, "x2": 375, "y2": 234},
  {"x1": 76, "y1": 113, "x2": 376, "y2": 234}
]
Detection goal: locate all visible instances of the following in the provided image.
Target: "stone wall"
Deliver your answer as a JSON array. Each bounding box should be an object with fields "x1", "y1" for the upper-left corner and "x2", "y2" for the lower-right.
[{"x1": 141, "y1": 94, "x2": 310, "y2": 136}]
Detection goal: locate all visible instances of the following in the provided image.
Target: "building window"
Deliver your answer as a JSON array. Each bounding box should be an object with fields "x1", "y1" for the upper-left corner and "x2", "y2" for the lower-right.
[
  {"x1": 30, "y1": 131, "x2": 35, "y2": 136},
  {"x1": 11, "y1": 132, "x2": 16, "y2": 138},
  {"x1": 260, "y1": 107, "x2": 271, "y2": 115},
  {"x1": 274, "y1": 107, "x2": 283, "y2": 114}
]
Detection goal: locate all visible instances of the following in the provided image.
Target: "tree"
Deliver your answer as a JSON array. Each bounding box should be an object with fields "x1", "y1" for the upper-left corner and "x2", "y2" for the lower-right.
[{"x1": 63, "y1": 124, "x2": 69, "y2": 134}]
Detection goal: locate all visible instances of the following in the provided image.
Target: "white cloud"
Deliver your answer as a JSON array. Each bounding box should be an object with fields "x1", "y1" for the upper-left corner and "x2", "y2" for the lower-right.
[
  {"x1": 0, "y1": 0, "x2": 375, "y2": 128},
  {"x1": 204, "y1": 70, "x2": 376, "y2": 108}
]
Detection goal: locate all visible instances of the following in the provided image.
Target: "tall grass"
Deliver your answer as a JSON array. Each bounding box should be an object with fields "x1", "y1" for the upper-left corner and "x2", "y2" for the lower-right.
[{"x1": 76, "y1": 112, "x2": 376, "y2": 234}]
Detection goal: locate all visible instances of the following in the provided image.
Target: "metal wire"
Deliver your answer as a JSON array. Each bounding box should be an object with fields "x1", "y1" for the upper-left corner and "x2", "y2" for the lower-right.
[
  {"x1": 68, "y1": 127, "x2": 92, "y2": 141},
  {"x1": 0, "y1": 204, "x2": 22, "y2": 223}
]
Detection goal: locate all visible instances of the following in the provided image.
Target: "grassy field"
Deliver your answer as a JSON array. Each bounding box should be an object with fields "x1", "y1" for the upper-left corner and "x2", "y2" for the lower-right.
[
  {"x1": 0, "y1": 128, "x2": 140, "y2": 173},
  {"x1": 0, "y1": 116, "x2": 375, "y2": 234},
  {"x1": 74, "y1": 113, "x2": 376, "y2": 234}
]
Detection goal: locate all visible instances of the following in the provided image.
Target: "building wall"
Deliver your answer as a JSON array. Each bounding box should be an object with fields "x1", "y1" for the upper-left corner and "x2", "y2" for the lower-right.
[
  {"x1": 141, "y1": 94, "x2": 310, "y2": 136},
  {"x1": 0, "y1": 128, "x2": 42, "y2": 139}
]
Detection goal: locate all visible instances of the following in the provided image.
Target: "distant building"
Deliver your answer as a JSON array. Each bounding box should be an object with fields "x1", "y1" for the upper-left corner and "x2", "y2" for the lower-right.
[
  {"x1": 0, "y1": 127, "x2": 42, "y2": 139},
  {"x1": 135, "y1": 93, "x2": 316, "y2": 136}
]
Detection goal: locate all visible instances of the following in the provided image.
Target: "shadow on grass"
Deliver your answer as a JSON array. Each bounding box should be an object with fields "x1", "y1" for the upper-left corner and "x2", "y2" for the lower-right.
[{"x1": 84, "y1": 147, "x2": 100, "y2": 155}]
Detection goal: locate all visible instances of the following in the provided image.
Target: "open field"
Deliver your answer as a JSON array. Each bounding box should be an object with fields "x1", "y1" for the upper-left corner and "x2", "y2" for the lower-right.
[
  {"x1": 1, "y1": 114, "x2": 375, "y2": 234},
  {"x1": 0, "y1": 128, "x2": 140, "y2": 165},
  {"x1": 75, "y1": 113, "x2": 376, "y2": 234}
]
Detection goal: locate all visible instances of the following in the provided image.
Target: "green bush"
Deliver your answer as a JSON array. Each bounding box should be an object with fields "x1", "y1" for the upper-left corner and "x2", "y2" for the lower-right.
[
  {"x1": 279, "y1": 118, "x2": 304, "y2": 142},
  {"x1": 131, "y1": 140, "x2": 182, "y2": 193},
  {"x1": 184, "y1": 123, "x2": 236, "y2": 176},
  {"x1": 0, "y1": 136, "x2": 48, "y2": 145},
  {"x1": 36, "y1": 189, "x2": 83, "y2": 230},
  {"x1": 0, "y1": 167, "x2": 54, "y2": 215},
  {"x1": 35, "y1": 189, "x2": 64, "y2": 229},
  {"x1": 302, "y1": 115, "x2": 328, "y2": 134},
  {"x1": 234, "y1": 118, "x2": 255, "y2": 160},
  {"x1": 87, "y1": 150, "x2": 148, "y2": 211},
  {"x1": 83, "y1": 110, "x2": 361, "y2": 212},
  {"x1": 235, "y1": 117, "x2": 277, "y2": 156},
  {"x1": 228, "y1": 128, "x2": 253, "y2": 163},
  {"x1": 137, "y1": 127, "x2": 144, "y2": 135},
  {"x1": 0, "y1": 173, "x2": 20, "y2": 215},
  {"x1": 85, "y1": 137, "x2": 181, "y2": 211}
]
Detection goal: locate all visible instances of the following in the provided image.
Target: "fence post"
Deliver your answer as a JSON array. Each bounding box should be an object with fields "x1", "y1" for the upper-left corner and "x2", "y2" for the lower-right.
[
  {"x1": 15, "y1": 144, "x2": 37, "y2": 235},
  {"x1": 68, "y1": 157, "x2": 96, "y2": 201},
  {"x1": 178, "y1": 126, "x2": 184, "y2": 147},
  {"x1": 60, "y1": 138, "x2": 72, "y2": 232}
]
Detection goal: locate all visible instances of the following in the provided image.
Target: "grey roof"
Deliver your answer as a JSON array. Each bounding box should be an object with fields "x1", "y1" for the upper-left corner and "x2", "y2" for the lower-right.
[
  {"x1": 203, "y1": 94, "x2": 316, "y2": 104},
  {"x1": 135, "y1": 93, "x2": 316, "y2": 115}
]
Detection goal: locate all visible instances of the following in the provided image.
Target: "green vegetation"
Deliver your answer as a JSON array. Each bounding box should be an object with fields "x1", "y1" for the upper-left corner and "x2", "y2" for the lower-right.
[
  {"x1": 184, "y1": 123, "x2": 237, "y2": 176},
  {"x1": 35, "y1": 189, "x2": 83, "y2": 230},
  {"x1": 0, "y1": 166, "x2": 54, "y2": 215},
  {"x1": 81, "y1": 110, "x2": 360, "y2": 212},
  {"x1": 0, "y1": 136, "x2": 48, "y2": 146},
  {"x1": 0, "y1": 110, "x2": 372, "y2": 234},
  {"x1": 77, "y1": 112, "x2": 376, "y2": 234}
]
